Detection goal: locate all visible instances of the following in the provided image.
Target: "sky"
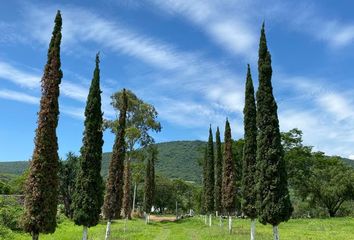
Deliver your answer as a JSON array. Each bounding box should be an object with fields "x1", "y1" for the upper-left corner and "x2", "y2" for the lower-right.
[{"x1": 1, "y1": 0, "x2": 354, "y2": 161}]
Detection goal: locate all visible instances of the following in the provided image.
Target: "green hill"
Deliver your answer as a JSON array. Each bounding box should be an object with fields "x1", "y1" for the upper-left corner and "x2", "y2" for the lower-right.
[{"x1": 0, "y1": 141, "x2": 206, "y2": 183}]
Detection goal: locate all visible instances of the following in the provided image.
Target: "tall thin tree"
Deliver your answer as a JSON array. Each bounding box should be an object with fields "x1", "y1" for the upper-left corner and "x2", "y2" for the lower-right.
[
  {"x1": 214, "y1": 127, "x2": 223, "y2": 215},
  {"x1": 222, "y1": 119, "x2": 236, "y2": 215},
  {"x1": 122, "y1": 158, "x2": 132, "y2": 219},
  {"x1": 144, "y1": 145, "x2": 157, "y2": 223},
  {"x1": 72, "y1": 53, "x2": 104, "y2": 240},
  {"x1": 256, "y1": 23, "x2": 293, "y2": 240},
  {"x1": 242, "y1": 65, "x2": 258, "y2": 240},
  {"x1": 204, "y1": 126, "x2": 214, "y2": 214},
  {"x1": 23, "y1": 10, "x2": 62, "y2": 240},
  {"x1": 103, "y1": 89, "x2": 128, "y2": 240}
]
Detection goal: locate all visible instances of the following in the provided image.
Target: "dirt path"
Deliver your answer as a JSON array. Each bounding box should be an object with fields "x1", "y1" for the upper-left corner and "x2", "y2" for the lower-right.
[{"x1": 149, "y1": 215, "x2": 177, "y2": 222}]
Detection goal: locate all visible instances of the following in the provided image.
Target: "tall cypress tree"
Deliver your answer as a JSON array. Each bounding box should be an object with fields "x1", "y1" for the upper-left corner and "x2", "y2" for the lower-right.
[
  {"x1": 242, "y1": 65, "x2": 258, "y2": 240},
  {"x1": 256, "y1": 23, "x2": 293, "y2": 239},
  {"x1": 23, "y1": 10, "x2": 62, "y2": 240},
  {"x1": 122, "y1": 158, "x2": 132, "y2": 219},
  {"x1": 222, "y1": 119, "x2": 236, "y2": 215},
  {"x1": 103, "y1": 89, "x2": 128, "y2": 240},
  {"x1": 72, "y1": 53, "x2": 104, "y2": 240},
  {"x1": 201, "y1": 146, "x2": 208, "y2": 214},
  {"x1": 144, "y1": 145, "x2": 157, "y2": 215},
  {"x1": 214, "y1": 127, "x2": 222, "y2": 214},
  {"x1": 204, "y1": 126, "x2": 214, "y2": 213}
]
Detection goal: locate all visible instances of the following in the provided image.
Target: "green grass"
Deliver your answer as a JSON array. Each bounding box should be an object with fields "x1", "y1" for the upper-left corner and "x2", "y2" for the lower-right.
[{"x1": 8, "y1": 216, "x2": 354, "y2": 240}]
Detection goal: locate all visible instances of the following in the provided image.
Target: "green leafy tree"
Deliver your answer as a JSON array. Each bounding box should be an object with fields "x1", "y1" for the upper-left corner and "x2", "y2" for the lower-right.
[
  {"x1": 242, "y1": 65, "x2": 258, "y2": 239},
  {"x1": 58, "y1": 152, "x2": 79, "y2": 219},
  {"x1": 105, "y1": 89, "x2": 161, "y2": 219},
  {"x1": 221, "y1": 119, "x2": 236, "y2": 215},
  {"x1": 307, "y1": 157, "x2": 354, "y2": 217},
  {"x1": 103, "y1": 89, "x2": 128, "y2": 240},
  {"x1": 204, "y1": 126, "x2": 214, "y2": 214},
  {"x1": 214, "y1": 127, "x2": 222, "y2": 214},
  {"x1": 256, "y1": 23, "x2": 292, "y2": 239},
  {"x1": 23, "y1": 11, "x2": 62, "y2": 240},
  {"x1": 72, "y1": 54, "x2": 104, "y2": 240}
]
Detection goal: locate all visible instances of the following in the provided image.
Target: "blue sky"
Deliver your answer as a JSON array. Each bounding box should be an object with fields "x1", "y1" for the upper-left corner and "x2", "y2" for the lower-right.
[{"x1": 1, "y1": 0, "x2": 354, "y2": 161}]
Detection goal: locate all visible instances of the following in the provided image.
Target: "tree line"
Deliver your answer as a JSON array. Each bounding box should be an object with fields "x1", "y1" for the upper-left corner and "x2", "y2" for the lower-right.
[
  {"x1": 22, "y1": 11, "x2": 160, "y2": 240},
  {"x1": 202, "y1": 23, "x2": 292, "y2": 240}
]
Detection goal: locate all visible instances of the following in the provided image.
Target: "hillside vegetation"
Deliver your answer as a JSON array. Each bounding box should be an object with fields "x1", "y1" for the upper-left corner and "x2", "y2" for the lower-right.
[{"x1": 0, "y1": 141, "x2": 206, "y2": 183}]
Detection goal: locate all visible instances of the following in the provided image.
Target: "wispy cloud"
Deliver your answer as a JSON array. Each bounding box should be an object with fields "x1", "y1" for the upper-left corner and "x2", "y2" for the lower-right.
[
  {"x1": 0, "y1": 89, "x2": 38, "y2": 104},
  {"x1": 288, "y1": 4, "x2": 354, "y2": 48},
  {"x1": 278, "y1": 74, "x2": 354, "y2": 158},
  {"x1": 0, "y1": 60, "x2": 116, "y2": 118},
  {"x1": 150, "y1": 0, "x2": 258, "y2": 60},
  {"x1": 0, "y1": 61, "x2": 39, "y2": 88},
  {"x1": 23, "y1": 4, "x2": 247, "y2": 123}
]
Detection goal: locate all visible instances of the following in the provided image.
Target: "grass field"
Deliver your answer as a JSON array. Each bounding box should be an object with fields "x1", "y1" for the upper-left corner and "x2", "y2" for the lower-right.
[{"x1": 6, "y1": 216, "x2": 354, "y2": 240}]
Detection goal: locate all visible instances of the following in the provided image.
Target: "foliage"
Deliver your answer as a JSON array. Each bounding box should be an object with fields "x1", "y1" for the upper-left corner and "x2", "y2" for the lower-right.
[
  {"x1": 221, "y1": 119, "x2": 236, "y2": 215},
  {"x1": 0, "y1": 196, "x2": 23, "y2": 231},
  {"x1": 103, "y1": 89, "x2": 128, "y2": 220},
  {"x1": 256, "y1": 23, "x2": 293, "y2": 226},
  {"x1": 72, "y1": 53, "x2": 104, "y2": 228},
  {"x1": 23, "y1": 10, "x2": 62, "y2": 237},
  {"x1": 203, "y1": 127, "x2": 214, "y2": 213},
  {"x1": 0, "y1": 180, "x2": 10, "y2": 194},
  {"x1": 214, "y1": 127, "x2": 222, "y2": 213},
  {"x1": 282, "y1": 128, "x2": 354, "y2": 217},
  {"x1": 241, "y1": 64, "x2": 258, "y2": 219},
  {"x1": 58, "y1": 152, "x2": 79, "y2": 219},
  {"x1": 144, "y1": 145, "x2": 157, "y2": 213},
  {"x1": 106, "y1": 89, "x2": 161, "y2": 219}
]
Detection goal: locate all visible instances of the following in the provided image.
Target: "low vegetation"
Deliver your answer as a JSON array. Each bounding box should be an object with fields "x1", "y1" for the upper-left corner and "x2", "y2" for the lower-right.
[{"x1": 3, "y1": 216, "x2": 354, "y2": 240}]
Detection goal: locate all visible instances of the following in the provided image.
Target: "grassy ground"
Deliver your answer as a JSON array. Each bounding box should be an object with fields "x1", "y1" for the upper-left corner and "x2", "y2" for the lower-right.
[{"x1": 9, "y1": 216, "x2": 354, "y2": 240}]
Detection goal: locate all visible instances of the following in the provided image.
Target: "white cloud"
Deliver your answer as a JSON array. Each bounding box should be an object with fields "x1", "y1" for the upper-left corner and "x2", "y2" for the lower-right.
[
  {"x1": 0, "y1": 89, "x2": 38, "y2": 104},
  {"x1": 150, "y1": 0, "x2": 257, "y2": 60},
  {"x1": 0, "y1": 60, "x2": 116, "y2": 118},
  {"x1": 0, "y1": 61, "x2": 39, "y2": 88}
]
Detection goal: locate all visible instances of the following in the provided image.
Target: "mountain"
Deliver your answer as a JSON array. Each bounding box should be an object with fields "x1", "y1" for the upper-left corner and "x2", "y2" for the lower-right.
[{"x1": 0, "y1": 141, "x2": 206, "y2": 183}]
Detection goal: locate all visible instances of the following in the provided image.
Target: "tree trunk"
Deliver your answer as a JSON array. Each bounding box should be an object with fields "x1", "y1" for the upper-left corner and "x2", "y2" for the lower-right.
[
  {"x1": 82, "y1": 226, "x2": 88, "y2": 240},
  {"x1": 105, "y1": 220, "x2": 111, "y2": 240},
  {"x1": 209, "y1": 214, "x2": 212, "y2": 227},
  {"x1": 219, "y1": 216, "x2": 222, "y2": 227},
  {"x1": 32, "y1": 232, "x2": 39, "y2": 240},
  {"x1": 175, "y1": 201, "x2": 178, "y2": 220},
  {"x1": 204, "y1": 215, "x2": 207, "y2": 225},
  {"x1": 132, "y1": 182, "x2": 137, "y2": 213},
  {"x1": 251, "y1": 219, "x2": 256, "y2": 240},
  {"x1": 328, "y1": 209, "x2": 336, "y2": 217},
  {"x1": 228, "y1": 216, "x2": 232, "y2": 234},
  {"x1": 273, "y1": 225, "x2": 279, "y2": 240}
]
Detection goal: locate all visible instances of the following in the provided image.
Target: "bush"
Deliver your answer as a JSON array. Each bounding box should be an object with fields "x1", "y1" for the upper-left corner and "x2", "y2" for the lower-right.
[
  {"x1": 0, "y1": 196, "x2": 23, "y2": 231},
  {"x1": 0, "y1": 224, "x2": 12, "y2": 239}
]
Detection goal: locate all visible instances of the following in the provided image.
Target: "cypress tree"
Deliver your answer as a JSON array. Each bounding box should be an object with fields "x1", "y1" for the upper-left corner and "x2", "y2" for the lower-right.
[
  {"x1": 144, "y1": 145, "x2": 157, "y2": 215},
  {"x1": 72, "y1": 53, "x2": 104, "y2": 240},
  {"x1": 214, "y1": 127, "x2": 222, "y2": 214},
  {"x1": 256, "y1": 23, "x2": 293, "y2": 239},
  {"x1": 23, "y1": 10, "x2": 62, "y2": 240},
  {"x1": 201, "y1": 146, "x2": 207, "y2": 214},
  {"x1": 204, "y1": 126, "x2": 214, "y2": 213},
  {"x1": 221, "y1": 119, "x2": 236, "y2": 215},
  {"x1": 103, "y1": 89, "x2": 128, "y2": 240},
  {"x1": 242, "y1": 65, "x2": 258, "y2": 239},
  {"x1": 122, "y1": 158, "x2": 132, "y2": 219}
]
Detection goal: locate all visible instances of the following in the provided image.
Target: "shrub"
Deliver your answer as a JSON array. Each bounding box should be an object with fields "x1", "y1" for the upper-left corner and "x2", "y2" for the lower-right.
[{"x1": 0, "y1": 196, "x2": 23, "y2": 231}]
